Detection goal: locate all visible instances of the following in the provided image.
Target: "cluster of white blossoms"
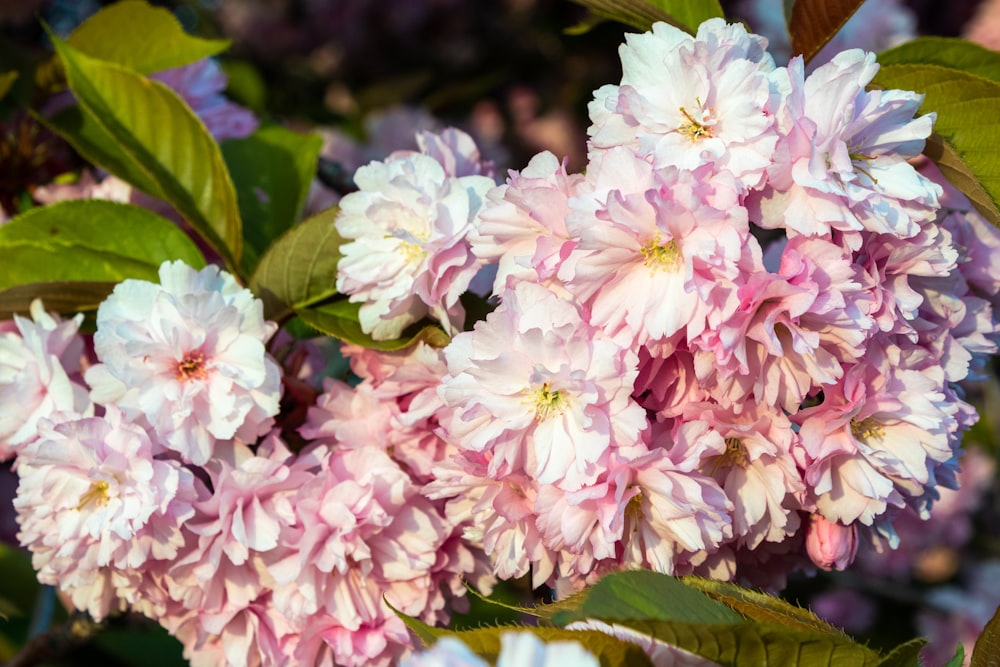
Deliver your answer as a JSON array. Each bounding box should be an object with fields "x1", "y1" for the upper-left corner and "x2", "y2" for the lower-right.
[{"x1": 4, "y1": 16, "x2": 1000, "y2": 667}]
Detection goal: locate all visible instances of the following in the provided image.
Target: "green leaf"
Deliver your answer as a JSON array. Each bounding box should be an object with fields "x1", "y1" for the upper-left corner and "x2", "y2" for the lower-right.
[
  {"x1": 877, "y1": 37, "x2": 1000, "y2": 83},
  {"x1": 37, "y1": 106, "x2": 163, "y2": 197},
  {"x1": 0, "y1": 71, "x2": 18, "y2": 101},
  {"x1": 616, "y1": 618, "x2": 882, "y2": 666},
  {"x1": 296, "y1": 300, "x2": 451, "y2": 351},
  {"x1": 944, "y1": 644, "x2": 966, "y2": 667},
  {"x1": 872, "y1": 64, "x2": 1000, "y2": 229},
  {"x1": 50, "y1": 34, "x2": 242, "y2": 270},
  {"x1": 680, "y1": 577, "x2": 847, "y2": 635},
  {"x1": 0, "y1": 199, "x2": 204, "y2": 290},
  {"x1": 566, "y1": 0, "x2": 679, "y2": 34},
  {"x1": 0, "y1": 281, "x2": 116, "y2": 320},
  {"x1": 971, "y1": 602, "x2": 1000, "y2": 666},
  {"x1": 878, "y1": 638, "x2": 926, "y2": 667},
  {"x1": 389, "y1": 603, "x2": 652, "y2": 667},
  {"x1": 0, "y1": 597, "x2": 20, "y2": 620},
  {"x1": 223, "y1": 125, "x2": 323, "y2": 274},
  {"x1": 248, "y1": 206, "x2": 342, "y2": 322},
  {"x1": 66, "y1": 0, "x2": 228, "y2": 74},
  {"x1": 552, "y1": 570, "x2": 745, "y2": 627},
  {"x1": 788, "y1": 0, "x2": 866, "y2": 65},
  {"x1": 647, "y1": 0, "x2": 724, "y2": 33}
]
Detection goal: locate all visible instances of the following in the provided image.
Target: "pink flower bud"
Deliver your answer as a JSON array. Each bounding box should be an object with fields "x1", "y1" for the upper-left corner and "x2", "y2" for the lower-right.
[{"x1": 806, "y1": 514, "x2": 858, "y2": 571}]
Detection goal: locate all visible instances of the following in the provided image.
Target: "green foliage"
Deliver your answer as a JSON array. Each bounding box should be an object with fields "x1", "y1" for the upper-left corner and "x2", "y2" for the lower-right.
[
  {"x1": 878, "y1": 36, "x2": 1000, "y2": 80},
  {"x1": 613, "y1": 618, "x2": 883, "y2": 666},
  {"x1": 971, "y1": 603, "x2": 1000, "y2": 666},
  {"x1": 248, "y1": 206, "x2": 343, "y2": 322},
  {"x1": 222, "y1": 124, "x2": 323, "y2": 274},
  {"x1": 550, "y1": 569, "x2": 745, "y2": 627},
  {"x1": 394, "y1": 571, "x2": 948, "y2": 666},
  {"x1": 567, "y1": 0, "x2": 722, "y2": 34},
  {"x1": 872, "y1": 58, "x2": 1000, "y2": 230},
  {"x1": 66, "y1": 0, "x2": 229, "y2": 74},
  {"x1": 681, "y1": 577, "x2": 848, "y2": 635},
  {"x1": 876, "y1": 638, "x2": 927, "y2": 667},
  {"x1": 0, "y1": 281, "x2": 118, "y2": 320},
  {"x1": 944, "y1": 644, "x2": 966, "y2": 667},
  {"x1": 48, "y1": 34, "x2": 243, "y2": 270},
  {"x1": 0, "y1": 200, "x2": 204, "y2": 291},
  {"x1": 786, "y1": 0, "x2": 866, "y2": 64},
  {"x1": 391, "y1": 603, "x2": 653, "y2": 667},
  {"x1": 296, "y1": 300, "x2": 451, "y2": 351}
]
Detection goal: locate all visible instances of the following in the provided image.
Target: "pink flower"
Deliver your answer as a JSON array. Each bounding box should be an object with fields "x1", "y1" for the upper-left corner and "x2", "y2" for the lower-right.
[
  {"x1": 165, "y1": 437, "x2": 310, "y2": 618},
  {"x1": 0, "y1": 299, "x2": 91, "y2": 459},
  {"x1": 438, "y1": 281, "x2": 646, "y2": 490},
  {"x1": 680, "y1": 401, "x2": 805, "y2": 549},
  {"x1": 697, "y1": 236, "x2": 874, "y2": 412},
  {"x1": 269, "y1": 446, "x2": 446, "y2": 628},
  {"x1": 796, "y1": 340, "x2": 958, "y2": 525},
  {"x1": 471, "y1": 150, "x2": 583, "y2": 293},
  {"x1": 85, "y1": 260, "x2": 281, "y2": 465},
  {"x1": 425, "y1": 454, "x2": 557, "y2": 587},
  {"x1": 589, "y1": 19, "x2": 781, "y2": 193},
  {"x1": 620, "y1": 442, "x2": 733, "y2": 574},
  {"x1": 151, "y1": 58, "x2": 258, "y2": 141},
  {"x1": 804, "y1": 513, "x2": 858, "y2": 571},
  {"x1": 563, "y1": 152, "x2": 749, "y2": 347},
  {"x1": 752, "y1": 51, "x2": 941, "y2": 247},
  {"x1": 13, "y1": 406, "x2": 199, "y2": 620},
  {"x1": 403, "y1": 632, "x2": 600, "y2": 667},
  {"x1": 335, "y1": 130, "x2": 496, "y2": 339}
]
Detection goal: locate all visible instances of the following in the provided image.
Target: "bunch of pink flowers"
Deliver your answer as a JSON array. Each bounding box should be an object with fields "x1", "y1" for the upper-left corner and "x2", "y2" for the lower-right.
[{"x1": 3, "y1": 17, "x2": 1000, "y2": 667}]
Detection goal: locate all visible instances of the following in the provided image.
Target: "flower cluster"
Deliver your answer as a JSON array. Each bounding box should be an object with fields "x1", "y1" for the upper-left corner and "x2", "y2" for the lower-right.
[
  {"x1": 5, "y1": 15, "x2": 1000, "y2": 667},
  {"x1": 5, "y1": 258, "x2": 488, "y2": 666},
  {"x1": 335, "y1": 18, "x2": 998, "y2": 589}
]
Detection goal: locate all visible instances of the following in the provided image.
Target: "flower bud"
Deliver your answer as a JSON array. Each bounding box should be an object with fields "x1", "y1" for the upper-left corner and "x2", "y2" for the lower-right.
[{"x1": 805, "y1": 514, "x2": 858, "y2": 571}]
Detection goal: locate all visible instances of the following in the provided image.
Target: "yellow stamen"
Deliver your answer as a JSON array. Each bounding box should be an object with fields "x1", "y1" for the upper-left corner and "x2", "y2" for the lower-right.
[
  {"x1": 640, "y1": 237, "x2": 682, "y2": 271},
  {"x1": 527, "y1": 382, "x2": 567, "y2": 421},
  {"x1": 678, "y1": 105, "x2": 715, "y2": 141},
  {"x1": 76, "y1": 480, "x2": 110, "y2": 511},
  {"x1": 851, "y1": 417, "x2": 885, "y2": 444},
  {"x1": 175, "y1": 352, "x2": 207, "y2": 381}
]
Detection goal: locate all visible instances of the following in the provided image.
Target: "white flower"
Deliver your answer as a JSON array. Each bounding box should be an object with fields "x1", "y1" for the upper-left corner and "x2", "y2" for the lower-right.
[{"x1": 85, "y1": 260, "x2": 281, "y2": 465}]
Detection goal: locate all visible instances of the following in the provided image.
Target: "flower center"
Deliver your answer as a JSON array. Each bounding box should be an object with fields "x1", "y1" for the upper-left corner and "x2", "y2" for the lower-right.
[
  {"x1": 850, "y1": 417, "x2": 885, "y2": 444},
  {"x1": 849, "y1": 149, "x2": 879, "y2": 185},
  {"x1": 625, "y1": 492, "x2": 644, "y2": 532},
  {"x1": 398, "y1": 240, "x2": 426, "y2": 263},
  {"x1": 175, "y1": 351, "x2": 208, "y2": 381},
  {"x1": 76, "y1": 480, "x2": 110, "y2": 511},
  {"x1": 528, "y1": 382, "x2": 567, "y2": 421},
  {"x1": 640, "y1": 236, "x2": 683, "y2": 271},
  {"x1": 678, "y1": 103, "x2": 716, "y2": 142}
]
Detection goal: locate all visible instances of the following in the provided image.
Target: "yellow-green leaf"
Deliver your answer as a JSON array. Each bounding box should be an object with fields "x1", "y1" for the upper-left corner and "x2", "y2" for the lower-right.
[
  {"x1": 67, "y1": 0, "x2": 228, "y2": 74},
  {"x1": 878, "y1": 37, "x2": 1000, "y2": 82},
  {"x1": 872, "y1": 64, "x2": 1000, "y2": 229},
  {"x1": 566, "y1": 0, "x2": 677, "y2": 33},
  {"x1": 788, "y1": 0, "x2": 866, "y2": 65},
  {"x1": 681, "y1": 577, "x2": 847, "y2": 636},
  {"x1": 617, "y1": 618, "x2": 883, "y2": 666},
  {"x1": 878, "y1": 638, "x2": 926, "y2": 667},
  {"x1": 51, "y1": 34, "x2": 242, "y2": 269},
  {"x1": 971, "y1": 602, "x2": 1000, "y2": 667}
]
